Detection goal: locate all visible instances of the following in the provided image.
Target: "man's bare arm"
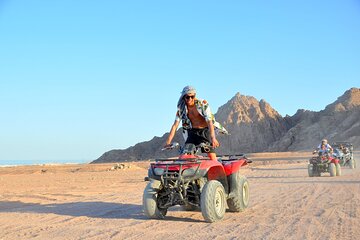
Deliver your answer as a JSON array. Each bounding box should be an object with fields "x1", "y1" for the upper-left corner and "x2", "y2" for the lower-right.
[
  {"x1": 165, "y1": 120, "x2": 180, "y2": 146},
  {"x1": 207, "y1": 120, "x2": 219, "y2": 148}
]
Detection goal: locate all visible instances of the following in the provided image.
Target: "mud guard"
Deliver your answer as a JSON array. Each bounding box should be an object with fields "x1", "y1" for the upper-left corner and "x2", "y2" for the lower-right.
[
  {"x1": 223, "y1": 159, "x2": 247, "y2": 176},
  {"x1": 331, "y1": 158, "x2": 340, "y2": 164},
  {"x1": 206, "y1": 165, "x2": 228, "y2": 194}
]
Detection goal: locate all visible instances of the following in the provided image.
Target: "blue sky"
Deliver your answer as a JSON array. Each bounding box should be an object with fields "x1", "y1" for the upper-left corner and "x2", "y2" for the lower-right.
[{"x1": 0, "y1": 1, "x2": 359, "y2": 163}]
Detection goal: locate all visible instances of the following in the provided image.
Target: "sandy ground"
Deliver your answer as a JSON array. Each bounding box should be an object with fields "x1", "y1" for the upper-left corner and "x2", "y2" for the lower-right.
[{"x1": 1, "y1": 152, "x2": 359, "y2": 240}]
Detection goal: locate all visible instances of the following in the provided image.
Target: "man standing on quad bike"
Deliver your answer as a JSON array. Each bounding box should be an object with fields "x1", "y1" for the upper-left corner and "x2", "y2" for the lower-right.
[
  {"x1": 313, "y1": 139, "x2": 333, "y2": 155},
  {"x1": 165, "y1": 85, "x2": 228, "y2": 160}
]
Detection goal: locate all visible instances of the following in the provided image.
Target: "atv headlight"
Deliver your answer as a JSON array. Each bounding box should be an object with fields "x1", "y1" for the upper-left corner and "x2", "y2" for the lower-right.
[
  {"x1": 182, "y1": 168, "x2": 196, "y2": 177},
  {"x1": 154, "y1": 168, "x2": 165, "y2": 176}
]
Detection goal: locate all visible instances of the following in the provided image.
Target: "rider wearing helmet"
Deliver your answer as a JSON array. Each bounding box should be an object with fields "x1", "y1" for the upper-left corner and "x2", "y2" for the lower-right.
[{"x1": 314, "y1": 139, "x2": 333, "y2": 155}]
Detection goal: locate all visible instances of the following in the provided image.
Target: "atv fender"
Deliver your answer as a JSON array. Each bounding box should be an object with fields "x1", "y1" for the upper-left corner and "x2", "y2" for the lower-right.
[
  {"x1": 223, "y1": 159, "x2": 247, "y2": 176},
  {"x1": 330, "y1": 158, "x2": 340, "y2": 164},
  {"x1": 205, "y1": 164, "x2": 228, "y2": 194}
]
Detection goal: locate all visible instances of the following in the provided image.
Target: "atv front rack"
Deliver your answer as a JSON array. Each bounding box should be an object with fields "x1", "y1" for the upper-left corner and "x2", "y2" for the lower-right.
[
  {"x1": 150, "y1": 160, "x2": 202, "y2": 208},
  {"x1": 151, "y1": 159, "x2": 202, "y2": 180}
]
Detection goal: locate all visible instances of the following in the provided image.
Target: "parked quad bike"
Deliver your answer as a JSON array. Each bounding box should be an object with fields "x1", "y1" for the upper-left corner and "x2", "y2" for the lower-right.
[
  {"x1": 332, "y1": 142, "x2": 356, "y2": 169},
  {"x1": 143, "y1": 142, "x2": 251, "y2": 223},
  {"x1": 308, "y1": 151, "x2": 341, "y2": 177}
]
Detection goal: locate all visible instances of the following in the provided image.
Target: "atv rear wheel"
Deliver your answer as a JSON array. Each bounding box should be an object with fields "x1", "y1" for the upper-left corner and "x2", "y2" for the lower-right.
[
  {"x1": 201, "y1": 180, "x2": 226, "y2": 223},
  {"x1": 308, "y1": 164, "x2": 314, "y2": 177},
  {"x1": 227, "y1": 172, "x2": 249, "y2": 212},
  {"x1": 143, "y1": 180, "x2": 167, "y2": 219},
  {"x1": 354, "y1": 156, "x2": 357, "y2": 168},
  {"x1": 350, "y1": 156, "x2": 355, "y2": 169},
  {"x1": 329, "y1": 163, "x2": 336, "y2": 177},
  {"x1": 336, "y1": 163, "x2": 341, "y2": 176}
]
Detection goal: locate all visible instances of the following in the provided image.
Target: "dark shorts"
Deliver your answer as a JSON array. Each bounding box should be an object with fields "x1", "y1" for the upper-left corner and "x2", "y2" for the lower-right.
[{"x1": 185, "y1": 128, "x2": 215, "y2": 153}]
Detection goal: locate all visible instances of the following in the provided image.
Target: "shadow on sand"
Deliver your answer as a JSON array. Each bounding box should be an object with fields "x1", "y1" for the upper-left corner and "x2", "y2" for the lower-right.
[
  {"x1": 0, "y1": 201, "x2": 202, "y2": 222},
  {"x1": 0, "y1": 201, "x2": 145, "y2": 219}
]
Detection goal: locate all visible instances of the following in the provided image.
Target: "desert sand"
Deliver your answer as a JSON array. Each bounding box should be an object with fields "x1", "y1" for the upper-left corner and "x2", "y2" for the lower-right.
[{"x1": 1, "y1": 152, "x2": 359, "y2": 240}]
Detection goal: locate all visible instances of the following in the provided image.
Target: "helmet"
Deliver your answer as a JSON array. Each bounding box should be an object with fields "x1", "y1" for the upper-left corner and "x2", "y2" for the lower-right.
[{"x1": 321, "y1": 139, "x2": 328, "y2": 144}]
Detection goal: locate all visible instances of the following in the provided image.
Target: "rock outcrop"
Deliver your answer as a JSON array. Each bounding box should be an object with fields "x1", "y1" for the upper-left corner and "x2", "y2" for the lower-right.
[
  {"x1": 215, "y1": 93, "x2": 289, "y2": 154},
  {"x1": 268, "y1": 88, "x2": 360, "y2": 151}
]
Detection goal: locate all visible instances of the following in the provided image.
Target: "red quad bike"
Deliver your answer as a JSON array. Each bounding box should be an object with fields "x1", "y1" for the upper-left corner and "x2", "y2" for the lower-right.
[
  {"x1": 143, "y1": 142, "x2": 251, "y2": 223},
  {"x1": 308, "y1": 150, "x2": 341, "y2": 177}
]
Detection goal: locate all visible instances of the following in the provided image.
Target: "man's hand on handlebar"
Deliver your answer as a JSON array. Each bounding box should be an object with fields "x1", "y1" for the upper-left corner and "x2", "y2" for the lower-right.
[
  {"x1": 162, "y1": 142, "x2": 180, "y2": 151},
  {"x1": 212, "y1": 138, "x2": 220, "y2": 148}
]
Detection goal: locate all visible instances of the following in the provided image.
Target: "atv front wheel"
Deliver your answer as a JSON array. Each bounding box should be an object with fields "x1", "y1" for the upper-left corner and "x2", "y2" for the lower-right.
[
  {"x1": 329, "y1": 163, "x2": 336, "y2": 177},
  {"x1": 201, "y1": 180, "x2": 226, "y2": 223},
  {"x1": 350, "y1": 156, "x2": 355, "y2": 169},
  {"x1": 308, "y1": 164, "x2": 314, "y2": 177},
  {"x1": 143, "y1": 180, "x2": 167, "y2": 219},
  {"x1": 227, "y1": 172, "x2": 249, "y2": 212},
  {"x1": 336, "y1": 163, "x2": 341, "y2": 176},
  {"x1": 354, "y1": 156, "x2": 357, "y2": 168}
]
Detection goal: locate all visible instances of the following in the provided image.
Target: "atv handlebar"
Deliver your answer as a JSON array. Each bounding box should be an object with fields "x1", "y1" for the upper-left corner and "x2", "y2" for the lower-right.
[
  {"x1": 198, "y1": 142, "x2": 212, "y2": 153},
  {"x1": 162, "y1": 142, "x2": 213, "y2": 153},
  {"x1": 162, "y1": 142, "x2": 180, "y2": 151}
]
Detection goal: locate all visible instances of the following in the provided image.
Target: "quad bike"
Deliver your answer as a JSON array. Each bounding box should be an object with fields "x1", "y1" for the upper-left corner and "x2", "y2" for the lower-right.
[
  {"x1": 332, "y1": 142, "x2": 356, "y2": 169},
  {"x1": 143, "y1": 142, "x2": 251, "y2": 223},
  {"x1": 308, "y1": 150, "x2": 341, "y2": 177}
]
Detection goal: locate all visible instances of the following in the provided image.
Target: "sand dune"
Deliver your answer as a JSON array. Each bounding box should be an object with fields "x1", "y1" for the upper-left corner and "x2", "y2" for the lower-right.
[{"x1": 1, "y1": 152, "x2": 359, "y2": 240}]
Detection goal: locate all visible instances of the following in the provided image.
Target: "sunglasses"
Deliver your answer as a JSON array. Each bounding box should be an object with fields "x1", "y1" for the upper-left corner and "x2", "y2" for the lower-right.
[{"x1": 185, "y1": 95, "x2": 195, "y2": 100}]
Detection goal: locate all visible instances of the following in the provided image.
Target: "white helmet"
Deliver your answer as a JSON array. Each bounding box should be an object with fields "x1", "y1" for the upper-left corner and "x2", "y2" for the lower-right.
[{"x1": 321, "y1": 139, "x2": 328, "y2": 144}]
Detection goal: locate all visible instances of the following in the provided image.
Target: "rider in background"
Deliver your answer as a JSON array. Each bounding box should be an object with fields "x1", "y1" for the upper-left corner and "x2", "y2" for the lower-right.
[
  {"x1": 313, "y1": 139, "x2": 333, "y2": 155},
  {"x1": 339, "y1": 144, "x2": 349, "y2": 154},
  {"x1": 165, "y1": 85, "x2": 228, "y2": 161}
]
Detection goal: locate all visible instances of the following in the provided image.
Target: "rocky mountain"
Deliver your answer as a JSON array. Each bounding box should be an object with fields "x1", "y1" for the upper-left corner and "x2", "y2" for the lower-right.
[
  {"x1": 214, "y1": 93, "x2": 290, "y2": 153},
  {"x1": 268, "y1": 87, "x2": 360, "y2": 151},
  {"x1": 92, "y1": 87, "x2": 360, "y2": 163}
]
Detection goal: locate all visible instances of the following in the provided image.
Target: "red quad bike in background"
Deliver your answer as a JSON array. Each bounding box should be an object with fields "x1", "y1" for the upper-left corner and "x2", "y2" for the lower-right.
[
  {"x1": 143, "y1": 142, "x2": 251, "y2": 223},
  {"x1": 308, "y1": 150, "x2": 341, "y2": 177}
]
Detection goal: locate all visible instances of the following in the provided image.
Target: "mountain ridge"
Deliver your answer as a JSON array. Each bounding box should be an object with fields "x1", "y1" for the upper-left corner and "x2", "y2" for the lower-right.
[{"x1": 92, "y1": 87, "x2": 360, "y2": 163}]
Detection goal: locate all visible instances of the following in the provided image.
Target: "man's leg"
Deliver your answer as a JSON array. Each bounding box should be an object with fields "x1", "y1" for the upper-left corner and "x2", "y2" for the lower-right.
[
  {"x1": 201, "y1": 128, "x2": 217, "y2": 160},
  {"x1": 208, "y1": 153, "x2": 217, "y2": 161}
]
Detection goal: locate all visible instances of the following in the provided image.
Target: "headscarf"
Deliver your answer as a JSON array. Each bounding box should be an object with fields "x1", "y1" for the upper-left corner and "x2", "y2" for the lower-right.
[
  {"x1": 177, "y1": 85, "x2": 196, "y2": 108},
  {"x1": 177, "y1": 86, "x2": 196, "y2": 121}
]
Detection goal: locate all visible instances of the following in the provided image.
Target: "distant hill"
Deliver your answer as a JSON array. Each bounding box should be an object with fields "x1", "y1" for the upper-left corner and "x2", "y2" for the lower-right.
[
  {"x1": 92, "y1": 87, "x2": 360, "y2": 163},
  {"x1": 268, "y1": 87, "x2": 360, "y2": 151}
]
